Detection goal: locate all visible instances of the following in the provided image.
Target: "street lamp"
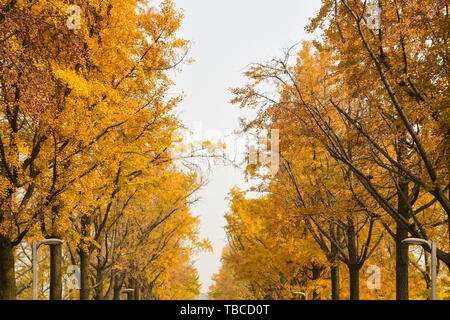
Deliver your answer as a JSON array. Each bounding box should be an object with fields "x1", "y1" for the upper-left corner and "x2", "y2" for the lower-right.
[
  {"x1": 292, "y1": 291, "x2": 308, "y2": 300},
  {"x1": 402, "y1": 238, "x2": 437, "y2": 300},
  {"x1": 32, "y1": 238, "x2": 64, "y2": 300},
  {"x1": 120, "y1": 288, "x2": 135, "y2": 300}
]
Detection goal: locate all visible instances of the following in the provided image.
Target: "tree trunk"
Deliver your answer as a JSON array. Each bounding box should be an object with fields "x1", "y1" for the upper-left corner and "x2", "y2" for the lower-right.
[
  {"x1": 347, "y1": 220, "x2": 359, "y2": 300},
  {"x1": 127, "y1": 278, "x2": 134, "y2": 300},
  {"x1": 331, "y1": 265, "x2": 340, "y2": 300},
  {"x1": 395, "y1": 223, "x2": 409, "y2": 300},
  {"x1": 113, "y1": 274, "x2": 123, "y2": 300},
  {"x1": 349, "y1": 265, "x2": 360, "y2": 300},
  {"x1": 396, "y1": 180, "x2": 410, "y2": 300},
  {"x1": 113, "y1": 286, "x2": 122, "y2": 300},
  {"x1": 311, "y1": 264, "x2": 322, "y2": 300},
  {"x1": 134, "y1": 281, "x2": 140, "y2": 300},
  {"x1": 104, "y1": 273, "x2": 114, "y2": 300},
  {"x1": 79, "y1": 214, "x2": 91, "y2": 300},
  {"x1": 395, "y1": 134, "x2": 410, "y2": 300},
  {"x1": 49, "y1": 243, "x2": 62, "y2": 300},
  {"x1": 328, "y1": 241, "x2": 340, "y2": 300},
  {"x1": 79, "y1": 248, "x2": 90, "y2": 300},
  {"x1": 0, "y1": 235, "x2": 16, "y2": 300},
  {"x1": 94, "y1": 267, "x2": 105, "y2": 300}
]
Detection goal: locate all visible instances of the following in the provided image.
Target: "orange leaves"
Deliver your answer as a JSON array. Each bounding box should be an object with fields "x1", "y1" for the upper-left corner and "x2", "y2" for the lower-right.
[
  {"x1": 221, "y1": 0, "x2": 450, "y2": 300},
  {"x1": 0, "y1": 0, "x2": 208, "y2": 300},
  {"x1": 218, "y1": 188, "x2": 330, "y2": 299}
]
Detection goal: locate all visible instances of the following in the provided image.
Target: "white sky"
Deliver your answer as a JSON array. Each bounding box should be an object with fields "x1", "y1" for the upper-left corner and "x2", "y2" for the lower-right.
[{"x1": 171, "y1": 0, "x2": 323, "y2": 292}]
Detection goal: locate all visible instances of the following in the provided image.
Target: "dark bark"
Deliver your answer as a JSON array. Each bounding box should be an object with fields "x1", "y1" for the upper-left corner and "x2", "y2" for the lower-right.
[
  {"x1": 0, "y1": 235, "x2": 16, "y2": 300},
  {"x1": 396, "y1": 180, "x2": 410, "y2": 300},
  {"x1": 79, "y1": 214, "x2": 91, "y2": 300},
  {"x1": 330, "y1": 242, "x2": 340, "y2": 300},
  {"x1": 395, "y1": 223, "x2": 409, "y2": 300},
  {"x1": 49, "y1": 243, "x2": 62, "y2": 300},
  {"x1": 349, "y1": 265, "x2": 360, "y2": 300},
  {"x1": 311, "y1": 264, "x2": 322, "y2": 300},
  {"x1": 127, "y1": 278, "x2": 134, "y2": 300},
  {"x1": 347, "y1": 223, "x2": 360, "y2": 300},
  {"x1": 113, "y1": 274, "x2": 123, "y2": 300},
  {"x1": 331, "y1": 265, "x2": 340, "y2": 300},
  {"x1": 113, "y1": 286, "x2": 121, "y2": 300},
  {"x1": 424, "y1": 255, "x2": 431, "y2": 295},
  {"x1": 79, "y1": 248, "x2": 91, "y2": 300},
  {"x1": 134, "y1": 281, "x2": 140, "y2": 300},
  {"x1": 94, "y1": 267, "x2": 105, "y2": 300}
]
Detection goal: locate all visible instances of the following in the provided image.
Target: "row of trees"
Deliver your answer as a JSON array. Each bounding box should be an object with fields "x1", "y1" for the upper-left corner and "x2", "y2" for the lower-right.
[
  {"x1": 210, "y1": 0, "x2": 449, "y2": 300},
  {"x1": 0, "y1": 0, "x2": 210, "y2": 299}
]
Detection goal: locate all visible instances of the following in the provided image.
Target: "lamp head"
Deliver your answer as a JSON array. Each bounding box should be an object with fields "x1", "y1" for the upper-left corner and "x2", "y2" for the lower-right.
[
  {"x1": 292, "y1": 291, "x2": 307, "y2": 300},
  {"x1": 401, "y1": 238, "x2": 430, "y2": 247},
  {"x1": 40, "y1": 238, "x2": 64, "y2": 246}
]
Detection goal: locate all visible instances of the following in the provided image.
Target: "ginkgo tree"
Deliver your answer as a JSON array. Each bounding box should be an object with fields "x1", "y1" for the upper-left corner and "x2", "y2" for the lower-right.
[
  {"x1": 221, "y1": 188, "x2": 330, "y2": 300},
  {"x1": 223, "y1": 0, "x2": 449, "y2": 300},
  {"x1": 0, "y1": 0, "x2": 210, "y2": 300}
]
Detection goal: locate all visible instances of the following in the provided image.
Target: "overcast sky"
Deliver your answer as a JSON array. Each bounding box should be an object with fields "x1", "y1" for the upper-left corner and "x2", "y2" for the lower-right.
[{"x1": 171, "y1": 0, "x2": 323, "y2": 292}]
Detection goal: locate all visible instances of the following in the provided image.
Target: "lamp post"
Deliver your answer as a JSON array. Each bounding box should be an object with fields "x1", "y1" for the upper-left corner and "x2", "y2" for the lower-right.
[
  {"x1": 120, "y1": 288, "x2": 135, "y2": 300},
  {"x1": 401, "y1": 238, "x2": 437, "y2": 300},
  {"x1": 292, "y1": 291, "x2": 308, "y2": 300},
  {"x1": 32, "y1": 238, "x2": 64, "y2": 300}
]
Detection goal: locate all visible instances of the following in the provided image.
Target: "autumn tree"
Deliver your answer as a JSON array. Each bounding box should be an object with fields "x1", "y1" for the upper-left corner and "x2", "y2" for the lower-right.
[
  {"x1": 232, "y1": 26, "x2": 448, "y2": 300},
  {"x1": 222, "y1": 188, "x2": 330, "y2": 300},
  {"x1": 0, "y1": 0, "x2": 208, "y2": 301},
  {"x1": 305, "y1": 0, "x2": 449, "y2": 299},
  {"x1": 0, "y1": 0, "x2": 92, "y2": 299},
  {"x1": 229, "y1": 0, "x2": 448, "y2": 301},
  {"x1": 208, "y1": 247, "x2": 254, "y2": 300}
]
